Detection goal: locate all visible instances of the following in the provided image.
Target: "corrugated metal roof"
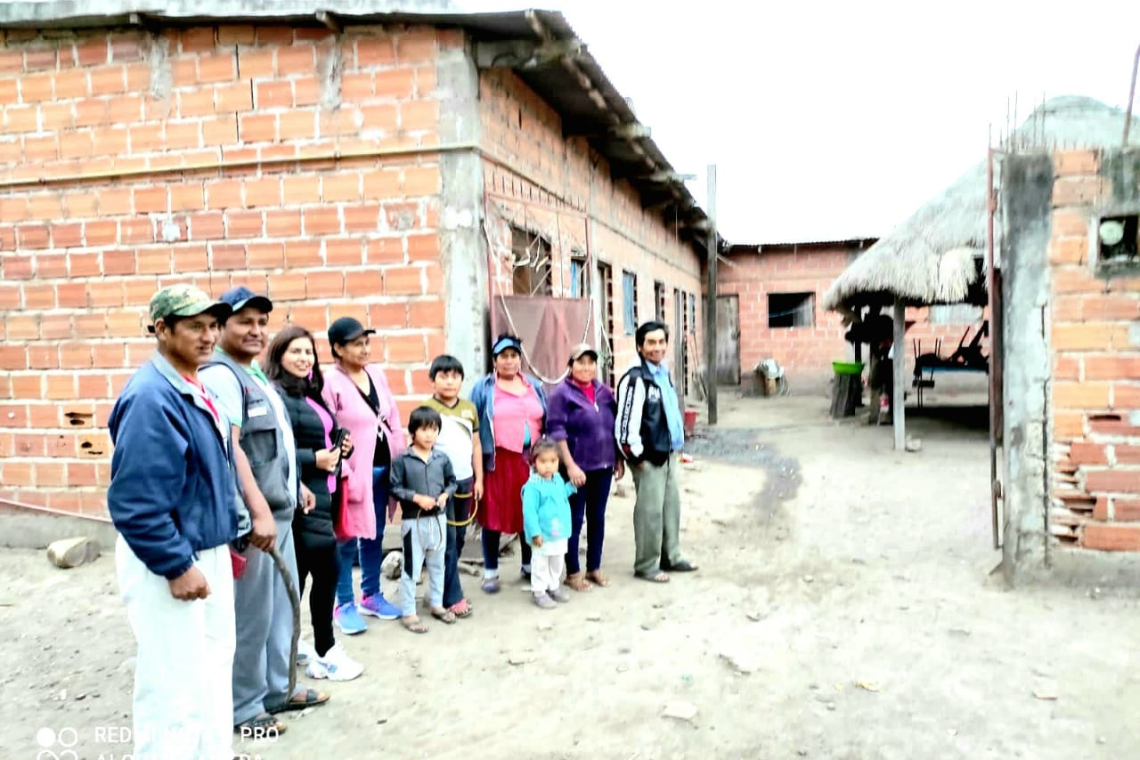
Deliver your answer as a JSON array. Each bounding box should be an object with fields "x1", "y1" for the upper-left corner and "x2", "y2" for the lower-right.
[{"x1": 0, "y1": 1, "x2": 716, "y2": 255}]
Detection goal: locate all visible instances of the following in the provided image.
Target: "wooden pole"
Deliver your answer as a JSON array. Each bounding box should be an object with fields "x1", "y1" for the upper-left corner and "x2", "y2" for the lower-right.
[
  {"x1": 893, "y1": 297, "x2": 906, "y2": 450},
  {"x1": 985, "y1": 145, "x2": 1001, "y2": 550},
  {"x1": 705, "y1": 165, "x2": 718, "y2": 425},
  {"x1": 854, "y1": 307, "x2": 864, "y2": 407}
]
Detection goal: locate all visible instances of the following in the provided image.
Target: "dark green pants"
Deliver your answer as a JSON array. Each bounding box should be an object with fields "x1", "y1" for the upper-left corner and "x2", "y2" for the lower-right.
[{"x1": 631, "y1": 453, "x2": 684, "y2": 576}]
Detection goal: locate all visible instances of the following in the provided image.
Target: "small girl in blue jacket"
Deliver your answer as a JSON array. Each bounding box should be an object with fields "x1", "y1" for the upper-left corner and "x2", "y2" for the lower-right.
[{"x1": 522, "y1": 438, "x2": 577, "y2": 609}]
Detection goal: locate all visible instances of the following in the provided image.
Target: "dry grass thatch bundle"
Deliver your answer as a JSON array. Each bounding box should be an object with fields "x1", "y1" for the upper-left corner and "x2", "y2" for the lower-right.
[{"x1": 823, "y1": 96, "x2": 1139, "y2": 312}]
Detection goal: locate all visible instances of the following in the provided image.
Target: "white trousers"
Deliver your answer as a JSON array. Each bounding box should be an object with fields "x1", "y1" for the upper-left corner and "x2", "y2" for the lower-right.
[
  {"x1": 530, "y1": 551, "x2": 566, "y2": 595},
  {"x1": 116, "y1": 536, "x2": 235, "y2": 760}
]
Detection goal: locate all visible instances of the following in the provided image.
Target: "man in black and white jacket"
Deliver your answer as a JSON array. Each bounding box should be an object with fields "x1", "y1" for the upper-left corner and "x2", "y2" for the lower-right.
[{"x1": 614, "y1": 320, "x2": 699, "y2": 582}]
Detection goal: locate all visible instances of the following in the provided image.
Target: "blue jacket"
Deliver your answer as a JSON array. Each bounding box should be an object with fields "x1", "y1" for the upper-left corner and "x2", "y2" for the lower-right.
[
  {"x1": 469, "y1": 372, "x2": 548, "y2": 473},
  {"x1": 522, "y1": 472, "x2": 575, "y2": 544},
  {"x1": 107, "y1": 353, "x2": 239, "y2": 579}
]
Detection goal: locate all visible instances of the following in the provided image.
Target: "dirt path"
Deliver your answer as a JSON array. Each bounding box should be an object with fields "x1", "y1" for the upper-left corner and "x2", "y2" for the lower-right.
[{"x1": 4, "y1": 394, "x2": 1139, "y2": 760}]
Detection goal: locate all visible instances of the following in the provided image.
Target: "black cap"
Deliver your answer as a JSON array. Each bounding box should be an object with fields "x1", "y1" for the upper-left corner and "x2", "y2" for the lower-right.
[
  {"x1": 328, "y1": 316, "x2": 374, "y2": 347},
  {"x1": 220, "y1": 285, "x2": 273, "y2": 314}
]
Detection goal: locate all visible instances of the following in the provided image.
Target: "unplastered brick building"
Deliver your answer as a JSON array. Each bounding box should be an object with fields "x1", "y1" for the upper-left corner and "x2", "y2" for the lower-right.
[
  {"x1": 717, "y1": 239, "x2": 989, "y2": 388},
  {"x1": 1002, "y1": 145, "x2": 1140, "y2": 567},
  {"x1": 0, "y1": 3, "x2": 711, "y2": 515}
]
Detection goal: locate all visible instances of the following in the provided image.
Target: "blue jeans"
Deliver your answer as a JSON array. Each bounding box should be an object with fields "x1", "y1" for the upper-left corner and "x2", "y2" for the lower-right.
[
  {"x1": 565, "y1": 469, "x2": 613, "y2": 574},
  {"x1": 442, "y1": 478, "x2": 473, "y2": 608},
  {"x1": 335, "y1": 466, "x2": 388, "y2": 606},
  {"x1": 481, "y1": 529, "x2": 532, "y2": 574}
]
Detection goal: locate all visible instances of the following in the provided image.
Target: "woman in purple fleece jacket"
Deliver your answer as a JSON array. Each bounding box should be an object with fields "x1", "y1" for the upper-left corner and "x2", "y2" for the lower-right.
[{"x1": 545, "y1": 343, "x2": 625, "y2": 591}]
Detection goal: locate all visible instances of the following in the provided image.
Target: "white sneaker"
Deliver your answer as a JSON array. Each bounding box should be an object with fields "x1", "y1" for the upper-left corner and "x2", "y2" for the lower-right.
[
  {"x1": 306, "y1": 643, "x2": 364, "y2": 682},
  {"x1": 297, "y1": 638, "x2": 317, "y2": 667}
]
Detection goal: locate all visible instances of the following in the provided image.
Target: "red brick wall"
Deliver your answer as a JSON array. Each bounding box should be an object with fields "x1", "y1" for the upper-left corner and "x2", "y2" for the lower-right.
[
  {"x1": 478, "y1": 68, "x2": 703, "y2": 389},
  {"x1": 719, "y1": 244, "x2": 988, "y2": 387},
  {"x1": 718, "y1": 244, "x2": 851, "y2": 383},
  {"x1": 0, "y1": 24, "x2": 453, "y2": 514},
  {"x1": 1047, "y1": 149, "x2": 1140, "y2": 551},
  {"x1": 0, "y1": 24, "x2": 707, "y2": 515}
]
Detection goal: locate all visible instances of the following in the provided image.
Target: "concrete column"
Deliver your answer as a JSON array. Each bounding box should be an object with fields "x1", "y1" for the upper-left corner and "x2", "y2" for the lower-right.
[
  {"x1": 999, "y1": 154, "x2": 1054, "y2": 584},
  {"x1": 437, "y1": 40, "x2": 487, "y2": 391}
]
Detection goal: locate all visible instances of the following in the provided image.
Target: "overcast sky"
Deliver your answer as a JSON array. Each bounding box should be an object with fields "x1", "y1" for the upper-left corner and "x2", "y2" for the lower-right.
[{"x1": 461, "y1": 0, "x2": 1139, "y2": 244}]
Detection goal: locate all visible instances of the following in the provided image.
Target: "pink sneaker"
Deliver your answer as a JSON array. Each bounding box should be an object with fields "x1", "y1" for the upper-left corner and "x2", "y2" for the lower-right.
[{"x1": 359, "y1": 594, "x2": 401, "y2": 620}]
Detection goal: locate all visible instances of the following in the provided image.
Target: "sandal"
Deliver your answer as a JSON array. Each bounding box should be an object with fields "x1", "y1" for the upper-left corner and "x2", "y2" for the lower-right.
[
  {"x1": 431, "y1": 607, "x2": 457, "y2": 624},
  {"x1": 448, "y1": 599, "x2": 473, "y2": 618},
  {"x1": 401, "y1": 615, "x2": 429, "y2": 634},
  {"x1": 661, "y1": 559, "x2": 698, "y2": 573},
  {"x1": 585, "y1": 570, "x2": 611, "y2": 587},
  {"x1": 634, "y1": 570, "x2": 670, "y2": 583},
  {"x1": 236, "y1": 713, "x2": 288, "y2": 733},
  {"x1": 267, "y1": 688, "x2": 329, "y2": 714},
  {"x1": 565, "y1": 572, "x2": 593, "y2": 592}
]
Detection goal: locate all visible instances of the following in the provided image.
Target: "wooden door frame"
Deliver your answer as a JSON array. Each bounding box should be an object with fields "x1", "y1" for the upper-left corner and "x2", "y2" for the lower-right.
[
  {"x1": 673, "y1": 288, "x2": 685, "y2": 397},
  {"x1": 716, "y1": 294, "x2": 741, "y2": 385},
  {"x1": 597, "y1": 261, "x2": 615, "y2": 389}
]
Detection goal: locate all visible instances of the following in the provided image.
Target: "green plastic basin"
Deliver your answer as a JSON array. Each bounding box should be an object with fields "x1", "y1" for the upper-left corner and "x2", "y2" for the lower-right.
[{"x1": 832, "y1": 361, "x2": 865, "y2": 375}]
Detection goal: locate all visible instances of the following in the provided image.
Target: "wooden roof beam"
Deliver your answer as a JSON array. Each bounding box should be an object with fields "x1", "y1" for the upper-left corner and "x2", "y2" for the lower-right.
[
  {"x1": 316, "y1": 11, "x2": 341, "y2": 33},
  {"x1": 474, "y1": 38, "x2": 584, "y2": 69},
  {"x1": 626, "y1": 169, "x2": 695, "y2": 184},
  {"x1": 526, "y1": 11, "x2": 618, "y2": 127},
  {"x1": 684, "y1": 218, "x2": 711, "y2": 232},
  {"x1": 564, "y1": 122, "x2": 651, "y2": 139},
  {"x1": 644, "y1": 196, "x2": 677, "y2": 211}
]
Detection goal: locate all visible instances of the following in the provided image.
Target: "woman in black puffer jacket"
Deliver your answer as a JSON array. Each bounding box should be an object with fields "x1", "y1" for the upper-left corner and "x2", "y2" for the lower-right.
[{"x1": 265, "y1": 325, "x2": 363, "y2": 682}]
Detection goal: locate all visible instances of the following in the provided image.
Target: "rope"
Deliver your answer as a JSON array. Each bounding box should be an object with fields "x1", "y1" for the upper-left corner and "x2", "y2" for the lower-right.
[
  {"x1": 481, "y1": 206, "x2": 593, "y2": 386},
  {"x1": 446, "y1": 493, "x2": 480, "y2": 527}
]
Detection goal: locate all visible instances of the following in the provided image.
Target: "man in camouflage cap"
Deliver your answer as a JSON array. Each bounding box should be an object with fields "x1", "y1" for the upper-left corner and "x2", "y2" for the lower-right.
[{"x1": 107, "y1": 284, "x2": 240, "y2": 760}]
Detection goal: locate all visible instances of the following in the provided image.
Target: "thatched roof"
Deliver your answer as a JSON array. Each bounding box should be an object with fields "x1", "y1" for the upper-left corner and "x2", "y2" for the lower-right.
[{"x1": 823, "y1": 96, "x2": 1140, "y2": 312}]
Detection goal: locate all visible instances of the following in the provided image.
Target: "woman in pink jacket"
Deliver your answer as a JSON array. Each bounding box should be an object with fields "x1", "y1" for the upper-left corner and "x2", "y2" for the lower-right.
[{"x1": 321, "y1": 317, "x2": 406, "y2": 635}]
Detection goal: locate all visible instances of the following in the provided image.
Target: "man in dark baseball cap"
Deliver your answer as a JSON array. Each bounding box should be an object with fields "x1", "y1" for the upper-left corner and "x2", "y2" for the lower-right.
[
  {"x1": 219, "y1": 284, "x2": 273, "y2": 316},
  {"x1": 201, "y1": 286, "x2": 328, "y2": 731}
]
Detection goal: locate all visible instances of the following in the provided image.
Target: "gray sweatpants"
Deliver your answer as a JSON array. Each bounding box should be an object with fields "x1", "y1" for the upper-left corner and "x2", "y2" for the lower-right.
[
  {"x1": 631, "y1": 453, "x2": 685, "y2": 576},
  {"x1": 400, "y1": 513, "x2": 446, "y2": 617},
  {"x1": 232, "y1": 513, "x2": 298, "y2": 725}
]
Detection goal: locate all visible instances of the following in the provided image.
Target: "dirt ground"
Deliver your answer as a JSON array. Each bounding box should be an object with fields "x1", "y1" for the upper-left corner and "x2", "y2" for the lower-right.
[{"x1": 4, "y1": 389, "x2": 1140, "y2": 760}]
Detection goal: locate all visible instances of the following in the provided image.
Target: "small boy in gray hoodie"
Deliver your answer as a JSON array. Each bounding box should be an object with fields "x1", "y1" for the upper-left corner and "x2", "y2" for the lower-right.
[{"x1": 390, "y1": 406, "x2": 457, "y2": 633}]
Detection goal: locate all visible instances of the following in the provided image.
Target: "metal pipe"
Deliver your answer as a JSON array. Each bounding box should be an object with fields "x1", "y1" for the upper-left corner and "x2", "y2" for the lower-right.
[{"x1": 1125, "y1": 43, "x2": 1140, "y2": 145}]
